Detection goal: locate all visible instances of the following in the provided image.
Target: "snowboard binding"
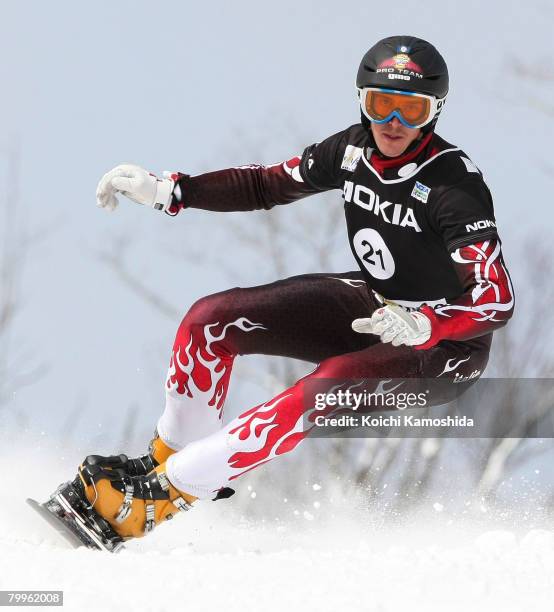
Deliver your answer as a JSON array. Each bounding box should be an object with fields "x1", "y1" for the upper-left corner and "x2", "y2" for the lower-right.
[
  {"x1": 27, "y1": 470, "x2": 125, "y2": 553},
  {"x1": 28, "y1": 444, "x2": 235, "y2": 553}
]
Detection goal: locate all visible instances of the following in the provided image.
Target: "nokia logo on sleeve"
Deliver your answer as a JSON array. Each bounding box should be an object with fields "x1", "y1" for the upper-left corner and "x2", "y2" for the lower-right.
[{"x1": 465, "y1": 219, "x2": 496, "y2": 232}]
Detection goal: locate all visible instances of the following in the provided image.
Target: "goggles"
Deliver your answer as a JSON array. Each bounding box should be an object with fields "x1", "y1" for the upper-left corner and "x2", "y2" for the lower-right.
[{"x1": 358, "y1": 87, "x2": 446, "y2": 129}]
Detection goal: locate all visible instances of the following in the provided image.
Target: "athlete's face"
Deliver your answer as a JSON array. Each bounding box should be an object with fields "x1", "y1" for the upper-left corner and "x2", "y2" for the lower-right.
[{"x1": 371, "y1": 117, "x2": 421, "y2": 158}]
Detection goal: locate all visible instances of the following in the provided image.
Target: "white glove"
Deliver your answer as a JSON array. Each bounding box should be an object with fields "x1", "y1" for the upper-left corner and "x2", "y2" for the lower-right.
[
  {"x1": 96, "y1": 164, "x2": 176, "y2": 212},
  {"x1": 352, "y1": 304, "x2": 431, "y2": 347}
]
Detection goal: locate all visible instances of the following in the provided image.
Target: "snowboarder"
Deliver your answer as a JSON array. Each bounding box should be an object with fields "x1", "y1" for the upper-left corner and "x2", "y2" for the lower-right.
[{"x1": 37, "y1": 36, "x2": 515, "y2": 550}]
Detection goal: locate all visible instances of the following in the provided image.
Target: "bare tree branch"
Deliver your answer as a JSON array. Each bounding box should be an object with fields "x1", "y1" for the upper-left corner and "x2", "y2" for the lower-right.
[
  {"x1": 95, "y1": 236, "x2": 180, "y2": 320},
  {"x1": 0, "y1": 142, "x2": 44, "y2": 407}
]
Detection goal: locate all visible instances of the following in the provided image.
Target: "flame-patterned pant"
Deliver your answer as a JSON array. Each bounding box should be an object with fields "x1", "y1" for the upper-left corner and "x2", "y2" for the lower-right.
[{"x1": 158, "y1": 272, "x2": 491, "y2": 498}]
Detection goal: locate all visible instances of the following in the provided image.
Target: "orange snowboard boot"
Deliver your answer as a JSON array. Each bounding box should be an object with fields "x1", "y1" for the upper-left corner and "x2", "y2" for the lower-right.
[{"x1": 77, "y1": 459, "x2": 196, "y2": 539}]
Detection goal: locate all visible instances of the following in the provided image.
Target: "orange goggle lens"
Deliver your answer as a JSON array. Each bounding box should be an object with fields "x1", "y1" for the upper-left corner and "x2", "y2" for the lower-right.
[{"x1": 365, "y1": 90, "x2": 431, "y2": 126}]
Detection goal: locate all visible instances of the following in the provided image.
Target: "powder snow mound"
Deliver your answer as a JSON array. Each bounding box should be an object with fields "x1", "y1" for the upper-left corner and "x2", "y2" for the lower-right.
[
  {"x1": 2, "y1": 442, "x2": 553, "y2": 611},
  {"x1": 3, "y1": 509, "x2": 554, "y2": 612}
]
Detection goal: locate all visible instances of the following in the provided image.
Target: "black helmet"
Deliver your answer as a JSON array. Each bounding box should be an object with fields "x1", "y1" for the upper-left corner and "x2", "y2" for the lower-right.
[{"x1": 356, "y1": 36, "x2": 449, "y2": 131}]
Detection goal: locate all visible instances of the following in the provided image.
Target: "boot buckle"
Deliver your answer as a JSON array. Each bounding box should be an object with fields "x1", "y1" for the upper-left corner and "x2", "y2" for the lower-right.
[{"x1": 115, "y1": 482, "x2": 134, "y2": 524}]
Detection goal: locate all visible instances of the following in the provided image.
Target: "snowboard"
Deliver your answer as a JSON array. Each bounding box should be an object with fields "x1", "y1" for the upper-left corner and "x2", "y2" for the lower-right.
[{"x1": 27, "y1": 481, "x2": 125, "y2": 553}]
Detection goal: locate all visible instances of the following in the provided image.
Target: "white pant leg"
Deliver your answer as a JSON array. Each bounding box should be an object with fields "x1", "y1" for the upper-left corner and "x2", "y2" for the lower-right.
[
  {"x1": 157, "y1": 317, "x2": 267, "y2": 450},
  {"x1": 165, "y1": 391, "x2": 308, "y2": 499}
]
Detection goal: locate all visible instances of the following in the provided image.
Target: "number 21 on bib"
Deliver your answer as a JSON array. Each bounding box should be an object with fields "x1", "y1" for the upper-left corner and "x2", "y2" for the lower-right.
[{"x1": 353, "y1": 228, "x2": 395, "y2": 280}]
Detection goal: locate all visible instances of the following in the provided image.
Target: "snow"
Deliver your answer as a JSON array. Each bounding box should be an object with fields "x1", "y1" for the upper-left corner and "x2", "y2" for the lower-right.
[
  {"x1": 4, "y1": 507, "x2": 554, "y2": 612},
  {"x1": 2, "y1": 450, "x2": 553, "y2": 612}
]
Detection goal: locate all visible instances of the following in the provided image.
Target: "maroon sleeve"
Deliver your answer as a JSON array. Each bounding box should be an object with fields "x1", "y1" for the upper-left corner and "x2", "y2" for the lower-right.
[
  {"x1": 416, "y1": 239, "x2": 515, "y2": 349},
  {"x1": 167, "y1": 158, "x2": 322, "y2": 214}
]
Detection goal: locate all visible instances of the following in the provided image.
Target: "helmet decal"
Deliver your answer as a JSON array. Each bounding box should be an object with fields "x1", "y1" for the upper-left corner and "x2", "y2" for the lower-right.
[{"x1": 378, "y1": 53, "x2": 423, "y2": 76}]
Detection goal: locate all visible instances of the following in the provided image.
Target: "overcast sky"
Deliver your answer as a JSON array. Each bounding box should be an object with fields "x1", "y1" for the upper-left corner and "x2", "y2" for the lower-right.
[{"x1": 1, "y1": 0, "x2": 552, "y2": 449}]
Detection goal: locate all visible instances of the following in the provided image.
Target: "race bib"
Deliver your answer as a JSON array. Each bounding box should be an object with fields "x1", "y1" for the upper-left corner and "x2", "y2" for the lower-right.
[{"x1": 353, "y1": 228, "x2": 395, "y2": 280}]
